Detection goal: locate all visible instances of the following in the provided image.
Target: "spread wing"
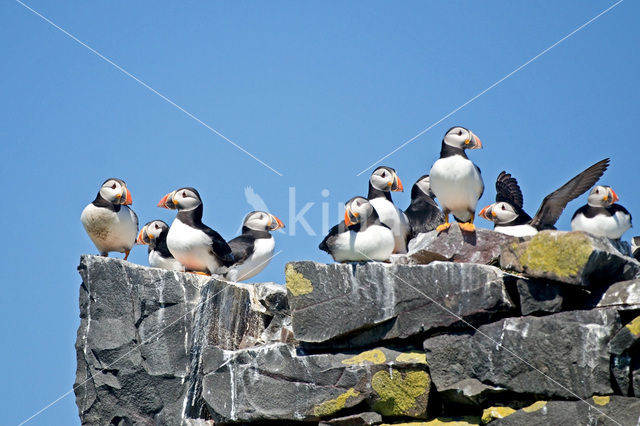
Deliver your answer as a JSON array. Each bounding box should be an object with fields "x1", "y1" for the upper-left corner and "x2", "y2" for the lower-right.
[
  {"x1": 227, "y1": 234, "x2": 256, "y2": 265},
  {"x1": 530, "y1": 158, "x2": 610, "y2": 229},
  {"x1": 202, "y1": 226, "x2": 235, "y2": 266},
  {"x1": 495, "y1": 171, "x2": 524, "y2": 208}
]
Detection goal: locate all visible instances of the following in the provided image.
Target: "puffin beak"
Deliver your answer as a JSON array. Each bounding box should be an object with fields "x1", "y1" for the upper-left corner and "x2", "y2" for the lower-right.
[
  {"x1": 467, "y1": 131, "x2": 482, "y2": 149},
  {"x1": 122, "y1": 187, "x2": 133, "y2": 205},
  {"x1": 391, "y1": 173, "x2": 404, "y2": 192},
  {"x1": 609, "y1": 188, "x2": 619, "y2": 203},
  {"x1": 345, "y1": 208, "x2": 359, "y2": 227},
  {"x1": 269, "y1": 214, "x2": 285, "y2": 231},
  {"x1": 136, "y1": 228, "x2": 147, "y2": 245},
  {"x1": 157, "y1": 191, "x2": 176, "y2": 209},
  {"x1": 479, "y1": 205, "x2": 491, "y2": 220}
]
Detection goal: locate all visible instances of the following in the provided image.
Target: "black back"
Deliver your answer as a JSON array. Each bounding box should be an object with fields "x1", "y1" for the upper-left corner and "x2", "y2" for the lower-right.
[
  {"x1": 227, "y1": 228, "x2": 272, "y2": 265},
  {"x1": 405, "y1": 182, "x2": 444, "y2": 238},
  {"x1": 571, "y1": 203, "x2": 631, "y2": 221},
  {"x1": 319, "y1": 209, "x2": 386, "y2": 253},
  {"x1": 177, "y1": 204, "x2": 234, "y2": 266}
]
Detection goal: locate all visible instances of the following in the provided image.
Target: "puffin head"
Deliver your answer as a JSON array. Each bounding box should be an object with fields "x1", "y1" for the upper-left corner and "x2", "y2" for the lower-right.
[
  {"x1": 157, "y1": 187, "x2": 202, "y2": 211},
  {"x1": 443, "y1": 126, "x2": 482, "y2": 150},
  {"x1": 344, "y1": 196, "x2": 375, "y2": 227},
  {"x1": 370, "y1": 166, "x2": 404, "y2": 192},
  {"x1": 242, "y1": 211, "x2": 285, "y2": 232},
  {"x1": 99, "y1": 178, "x2": 132, "y2": 205},
  {"x1": 413, "y1": 174, "x2": 436, "y2": 199},
  {"x1": 587, "y1": 185, "x2": 619, "y2": 207},
  {"x1": 479, "y1": 202, "x2": 518, "y2": 225},
  {"x1": 137, "y1": 220, "x2": 169, "y2": 245}
]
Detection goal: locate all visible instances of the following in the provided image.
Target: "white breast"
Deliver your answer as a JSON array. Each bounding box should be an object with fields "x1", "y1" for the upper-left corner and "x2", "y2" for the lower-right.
[
  {"x1": 430, "y1": 156, "x2": 483, "y2": 222},
  {"x1": 224, "y1": 237, "x2": 275, "y2": 282},
  {"x1": 149, "y1": 250, "x2": 185, "y2": 271},
  {"x1": 494, "y1": 224, "x2": 538, "y2": 237},
  {"x1": 571, "y1": 211, "x2": 632, "y2": 239},
  {"x1": 81, "y1": 204, "x2": 137, "y2": 255},
  {"x1": 328, "y1": 225, "x2": 395, "y2": 262},
  {"x1": 166, "y1": 219, "x2": 223, "y2": 274},
  {"x1": 369, "y1": 198, "x2": 410, "y2": 254}
]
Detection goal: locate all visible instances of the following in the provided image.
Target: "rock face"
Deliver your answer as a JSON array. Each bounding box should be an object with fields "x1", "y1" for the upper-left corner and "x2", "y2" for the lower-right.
[
  {"x1": 286, "y1": 261, "x2": 516, "y2": 345},
  {"x1": 407, "y1": 224, "x2": 513, "y2": 265},
  {"x1": 75, "y1": 229, "x2": 640, "y2": 425},
  {"x1": 500, "y1": 230, "x2": 640, "y2": 287}
]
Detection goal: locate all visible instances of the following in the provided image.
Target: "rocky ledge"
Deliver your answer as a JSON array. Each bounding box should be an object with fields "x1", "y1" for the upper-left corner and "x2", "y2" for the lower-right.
[{"x1": 75, "y1": 230, "x2": 640, "y2": 425}]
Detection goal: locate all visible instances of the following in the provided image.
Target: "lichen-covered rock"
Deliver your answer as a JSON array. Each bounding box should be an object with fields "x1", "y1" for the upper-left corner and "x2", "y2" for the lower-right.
[
  {"x1": 74, "y1": 255, "x2": 290, "y2": 425},
  {"x1": 201, "y1": 345, "x2": 431, "y2": 422},
  {"x1": 286, "y1": 261, "x2": 516, "y2": 345},
  {"x1": 491, "y1": 396, "x2": 640, "y2": 425},
  {"x1": 596, "y1": 279, "x2": 640, "y2": 309},
  {"x1": 609, "y1": 315, "x2": 640, "y2": 396},
  {"x1": 423, "y1": 309, "x2": 622, "y2": 404},
  {"x1": 407, "y1": 224, "x2": 514, "y2": 265},
  {"x1": 481, "y1": 406, "x2": 516, "y2": 424},
  {"x1": 319, "y1": 411, "x2": 383, "y2": 426},
  {"x1": 499, "y1": 231, "x2": 640, "y2": 286}
]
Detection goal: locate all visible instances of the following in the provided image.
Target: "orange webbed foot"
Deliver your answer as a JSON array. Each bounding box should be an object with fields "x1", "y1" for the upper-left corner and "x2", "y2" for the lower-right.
[
  {"x1": 436, "y1": 223, "x2": 452, "y2": 233},
  {"x1": 459, "y1": 222, "x2": 476, "y2": 232}
]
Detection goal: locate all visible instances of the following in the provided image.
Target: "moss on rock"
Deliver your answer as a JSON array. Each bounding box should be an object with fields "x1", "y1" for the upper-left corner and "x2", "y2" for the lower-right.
[
  {"x1": 396, "y1": 352, "x2": 428, "y2": 365},
  {"x1": 519, "y1": 232, "x2": 592, "y2": 279},
  {"x1": 285, "y1": 264, "x2": 313, "y2": 296},
  {"x1": 342, "y1": 349, "x2": 387, "y2": 365},
  {"x1": 313, "y1": 388, "x2": 360, "y2": 417},
  {"x1": 372, "y1": 369, "x2": 430, "y2": 416},
  {"x1": 481, "y1": 406, "x2": 516, "y2": 423}
]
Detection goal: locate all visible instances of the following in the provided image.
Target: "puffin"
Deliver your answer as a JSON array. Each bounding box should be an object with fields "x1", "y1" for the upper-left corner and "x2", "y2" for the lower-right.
[
  {"x1": 367, "y1": 166, "x2": 410, "y2": 253},
  {"x1": 404, "y1": 175, "x2": 445, "y2": 239},
  {"x1": 81, "y1": 178, "x2": 138, "y2": 259},
  {"x1": 157, "y1": 187, "x2": 234, "y2": 275},
  {"x1": 319, "y1": 196, "x2": 395, "y2": 262},
  {"x1": 222, "y1": 211, "x2": 285, "y2": 282},
  {"x1": 571, "y1": 185, "x2": 632, "y2": 239},
  {"x1": 429, "y1": 126, "x2": 484, "y2": 233},
  {"x1": 136, "y1": 220, "x2": 184, "y2": 271},
  {"x1": 632, "y1": 236, "x2": 640, "y2": 261},
  {"x1": 479, "y1": 158, "x2": 610, "y2": 237}
]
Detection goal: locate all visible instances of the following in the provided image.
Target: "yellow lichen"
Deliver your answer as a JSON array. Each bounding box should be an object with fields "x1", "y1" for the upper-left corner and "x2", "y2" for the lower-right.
[
  {"x1": 481, "y1": 406, "x2": 516, "y2": 423},
  {"x1": 285, "y1": 264, "x2": 313, "y2": 296},
  {"x1": 396, "y1": 352, "x2": 428, "y2": 364},
  {"x1": 380, "y1": 417, "x2": 480, "y2": 425},
  {"x1": 313, "y1": 388, "x2": 360, "y2": 417},
  {"x1": 592, "y1": 395, "x2": 610, "y2": 406},
  {"x1": 519, "y1": 232, "x2": 591, "y2": 278},
  {"x1": 522, "y1": 400, "x2": 547, "y2": 413},
  {"x1": 625, "y1": 316, "x2": 640, "y2": 336},
  {"x1": 342, "y1": 349, "x2": 387, "y2": 365},
  {"x1": 372, "y1": 369, "x2": 430, "y2": 416}
]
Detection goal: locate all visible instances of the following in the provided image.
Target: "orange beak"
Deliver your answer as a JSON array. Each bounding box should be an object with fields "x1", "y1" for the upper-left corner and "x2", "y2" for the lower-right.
[
  {"x1": 344, "y1": 209, "x2": 353, "y2": 227},
  {"x1": 122, "y1": 187, "x2": 133, "y2": 205},
  {"x1": 393, "y1": 174, "x2": 404, "y2": 192},
  {"x1": 609, "y1": 188, "x2": 619, "y2": 203},
  {"x1": 479, "y1": 205, "x2": 491, "y2": 220},
  {"x1": 157, "y1": 192, "x2": 173, "y2": 209},
  {"x1": 269, "y1": 215, "x2": 285, "y2": 230},
  {"x1": 136, "y1": 228, "x2": 147, "y2": 245},
  {"x1": 470, "y1": 132, "x2": 482, "y2": 149}
]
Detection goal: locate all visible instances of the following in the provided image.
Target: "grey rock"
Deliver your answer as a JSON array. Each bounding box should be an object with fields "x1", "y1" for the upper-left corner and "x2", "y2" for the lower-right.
[
  {"x1": 75, "y1": 255, "x2": 290, "y2": 425},
  {"x1": 423, "y1": 309, "x2": 622, "y2": 404},
  {"x1": 499, "y1": 231, "x2": 640, "y2": 287},
  {"x1": 407, "y1": 223, "x2": 514, "y2": 265},
  {"x1": 492, "y1": 396, "x2": 640, "y2": 426},
  {"x1": 597, "y1": 279, "x2": 640, "y2": 309},
  {"x1": 286, "y1": 261, "x2": 516, "y2": 344},
  {"x1": 514, "y1": 278, "x2": 565, "y2": 316},
  {"x1": 319, "y1": 411, "x2": 383, "y2": 425},
  {"x1": 201, "y1": 344, "x2": 431, "y2": 422},
  {"x1": 633, "y1": 356, "x2": 640, "y2": 397}
]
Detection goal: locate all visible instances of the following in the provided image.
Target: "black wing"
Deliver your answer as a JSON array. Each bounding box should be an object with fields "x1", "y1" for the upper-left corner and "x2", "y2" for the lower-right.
[
  {"x1": 319, "y1": 221, "x2": 349, "y2": 253},
  {"x1": 475, "y1": 164, "x2": 485, "y2": 200},
  {"x1": 202, "y1": 226, "x2": 235, "y2": 266},
  {"x1": 495, "y1": 171, "x2": 524, "y2": 208},
  {"x1": 227, "y1": 234, "x2": 256, "y2": 265},
  {"x1": 530, "y1": 158, "x2": 610, "y2": 229},
  {"x1": 405, "y1": 198, "x2": 444, "y2": 238}
]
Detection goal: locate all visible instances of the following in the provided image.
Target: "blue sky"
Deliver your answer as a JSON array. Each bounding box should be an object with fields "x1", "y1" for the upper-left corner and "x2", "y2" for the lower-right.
[{"x1": 2, "y1": 1, "x2": 638, "y2": 424}]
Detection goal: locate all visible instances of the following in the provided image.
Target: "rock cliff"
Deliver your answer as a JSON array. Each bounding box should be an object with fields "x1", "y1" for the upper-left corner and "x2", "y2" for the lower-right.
[{"x1": 75, "y1": 228, "x2": 640, "y2": 425}]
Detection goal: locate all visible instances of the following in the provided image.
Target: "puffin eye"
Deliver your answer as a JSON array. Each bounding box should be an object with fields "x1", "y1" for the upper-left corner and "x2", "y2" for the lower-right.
[
  {"x1": 182, "y1": 192, "x2": 187, "y2": 198},
  {"x1": 501, "y1": 205, "x2": 506, "y2": 210},
  {"x1": 154, "y1": 224, "x2": 159, "y2": 229},
  {"x1": 381, "y1": 172, "x2": 386, "y2": 178},
  {"x1": 595, "y1": 189, "x2": 599, "y2": 194},
  {"x1": 457, "y1": 130, "x2": 462, "y2": 136},
  {"x1": 111, "y1": 183, "x2": 116, "y2": 189}
]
